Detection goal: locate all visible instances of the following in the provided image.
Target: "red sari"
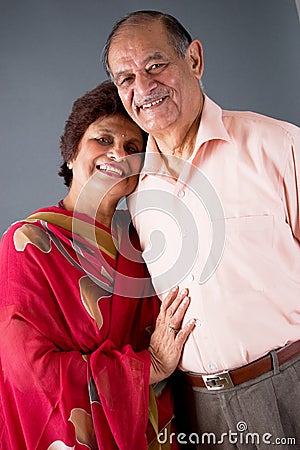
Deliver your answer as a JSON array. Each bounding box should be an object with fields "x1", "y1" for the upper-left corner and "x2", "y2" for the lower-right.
[{"x1": 0, "y1": 206, "x2": 173, "y2": 450}]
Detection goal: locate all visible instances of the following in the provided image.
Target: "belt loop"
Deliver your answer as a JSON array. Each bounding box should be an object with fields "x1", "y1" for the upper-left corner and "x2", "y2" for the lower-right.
[{"x1": 270, "y1": 350, "x2": 280, "y2": 374}]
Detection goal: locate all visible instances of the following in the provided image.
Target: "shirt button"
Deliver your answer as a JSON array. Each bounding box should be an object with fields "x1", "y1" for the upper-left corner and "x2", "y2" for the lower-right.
[
  {"x1": 177, "y1": 190, "x2": 185, "y2": 198},
  {"x1": 209, "y1": 363, "x2": 218, "y2": 372},
  {"x1": 187, "y1": 273, "x2": 194, "y2": 282},
  {"x1": 195, "y1": 318, "x2": 201, "y2": 327}
]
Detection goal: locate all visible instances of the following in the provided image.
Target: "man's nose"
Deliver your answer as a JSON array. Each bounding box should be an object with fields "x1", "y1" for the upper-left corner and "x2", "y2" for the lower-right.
[{"x1": 135, "y1": 70, "x2": 157, "y2": 95}]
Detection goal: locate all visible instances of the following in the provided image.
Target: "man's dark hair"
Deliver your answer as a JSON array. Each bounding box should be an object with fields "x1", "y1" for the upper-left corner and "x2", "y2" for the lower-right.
[{"x1": 102, "y1": 10, "x2": 192, "y2": 78}]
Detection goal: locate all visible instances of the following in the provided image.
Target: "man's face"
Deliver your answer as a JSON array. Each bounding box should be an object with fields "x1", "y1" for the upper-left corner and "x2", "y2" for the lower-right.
[{"x1": 107, "y1": 21, "x2": 203, "y2": 138}]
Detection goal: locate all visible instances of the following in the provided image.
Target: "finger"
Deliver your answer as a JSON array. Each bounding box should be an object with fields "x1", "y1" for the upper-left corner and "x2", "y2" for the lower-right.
[
  {"x1": 162, "y1": 287, "x2": 189, "y2": 317},
  {"x1": 160, "y1": 286, "x2": 179, "y2": 312},
  {"x1": 168, "y1": 288, "x2": 189, "y2": 314},
  {"x1": 175, "y1": 319, "x2": 196, "y2": 345},
  {"x1": 168, "y1": 295, "x2": 190, "y2": 327}
]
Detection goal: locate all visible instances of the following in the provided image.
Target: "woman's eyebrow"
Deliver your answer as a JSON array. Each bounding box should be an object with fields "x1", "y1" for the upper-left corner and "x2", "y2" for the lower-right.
[{"x1": 95, "y1": 128, "x2": 113, "y2": 133}]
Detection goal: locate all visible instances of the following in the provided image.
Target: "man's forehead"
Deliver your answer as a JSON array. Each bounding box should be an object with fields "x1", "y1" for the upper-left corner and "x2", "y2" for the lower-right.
[
  {"x1": 113, "y1": 19, "x2": 165, "y2": 36},
  {"x1": 108, "y1": 30, "x2": 175, "y2": 72},
  {"x1": 108, "y1": 21, "x2": 170, "y2": 52},
  {"x1": 118, "y1": 50, "x2": 167, "y2": 65}
]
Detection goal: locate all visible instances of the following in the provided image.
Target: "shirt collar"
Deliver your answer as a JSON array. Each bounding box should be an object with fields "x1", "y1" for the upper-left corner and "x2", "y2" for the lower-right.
[
  {"x1": 141, "y1": 95, "x2": 232, "y2": 178},
  {"x1": 140, "y1": 137, "x2": 170, "y2": 179},
  {"x1": 191, "y1": 95, "x2": 231, "y2": 160}
]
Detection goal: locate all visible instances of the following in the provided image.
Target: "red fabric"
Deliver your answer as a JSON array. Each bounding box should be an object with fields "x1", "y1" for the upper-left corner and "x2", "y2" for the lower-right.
[{"x1": 0, "y1": 206, "x2": 170, "y2": 450}]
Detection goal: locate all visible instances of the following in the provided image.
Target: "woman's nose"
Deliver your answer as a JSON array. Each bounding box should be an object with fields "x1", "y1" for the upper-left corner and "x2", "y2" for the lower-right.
[{"x1": 107, "y1": 145, "x2": 127, "y2": 161}]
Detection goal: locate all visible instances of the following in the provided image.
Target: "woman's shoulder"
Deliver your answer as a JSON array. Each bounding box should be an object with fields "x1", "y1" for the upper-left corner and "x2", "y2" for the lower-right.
[{"x1": 1, "y1": 205, "x2": 63, "y2": 247}]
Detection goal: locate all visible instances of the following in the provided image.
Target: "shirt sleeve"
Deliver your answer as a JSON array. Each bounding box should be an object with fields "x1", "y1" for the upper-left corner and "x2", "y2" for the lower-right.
[{"x1": 282, "y1": 128, "x2": 300, "y2": 243}]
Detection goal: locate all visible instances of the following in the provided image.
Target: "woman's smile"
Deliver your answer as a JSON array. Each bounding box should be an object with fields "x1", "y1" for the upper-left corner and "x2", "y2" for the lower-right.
[{"x1": 96, "y1": 162, "x2": 125, "y2": 178}]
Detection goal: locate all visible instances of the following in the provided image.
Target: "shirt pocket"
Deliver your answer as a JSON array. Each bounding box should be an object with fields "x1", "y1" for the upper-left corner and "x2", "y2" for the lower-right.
[
  {"x1": 225, "y1": 214, "x2": 274, "y2": 248},
  {"x1": 223, "y1": 214, "x2": 275, "y2": 291}
]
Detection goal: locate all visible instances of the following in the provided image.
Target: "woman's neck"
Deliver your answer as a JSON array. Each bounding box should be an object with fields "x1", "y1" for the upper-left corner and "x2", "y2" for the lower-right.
[{"x1": 63, "y1": 190, "x2": 116, "y2": 229}]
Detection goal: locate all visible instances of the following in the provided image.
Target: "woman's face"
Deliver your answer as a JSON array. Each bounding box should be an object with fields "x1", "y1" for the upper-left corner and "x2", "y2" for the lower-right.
[{"x1": 69, "y1": 113, "x2": 145, "y2": 206}]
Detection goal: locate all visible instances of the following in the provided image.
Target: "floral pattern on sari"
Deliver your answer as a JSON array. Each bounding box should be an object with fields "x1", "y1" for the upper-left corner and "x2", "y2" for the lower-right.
[{"x1": 0, "y1": 206, "x2": 174, "y2": 450}]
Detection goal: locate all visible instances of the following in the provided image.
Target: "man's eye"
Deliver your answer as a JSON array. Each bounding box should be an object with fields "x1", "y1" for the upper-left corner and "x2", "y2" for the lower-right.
[
  {"x1": 150, "y1": 64, "x2": 161, "y2": 69},
  {"x1": 119, "y1": 76, "x2": 134, "y2": 87},
  {"x1": 148, "y1": 63, "x2": 167, "y2": 73}
]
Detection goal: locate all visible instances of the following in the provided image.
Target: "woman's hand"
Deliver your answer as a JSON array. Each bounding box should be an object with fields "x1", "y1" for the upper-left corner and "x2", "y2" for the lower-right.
[{"x1": 148, "y1": 286, "x2": 196, "y2": 384}]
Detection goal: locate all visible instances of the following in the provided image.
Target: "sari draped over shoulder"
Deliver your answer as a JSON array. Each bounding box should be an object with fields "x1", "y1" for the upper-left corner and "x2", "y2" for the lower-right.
[{"x1": 0, "y1": 206, "x2": 174, "y2": 450}]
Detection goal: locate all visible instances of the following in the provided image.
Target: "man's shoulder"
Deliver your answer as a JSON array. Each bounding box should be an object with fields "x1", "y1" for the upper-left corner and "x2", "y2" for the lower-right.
[{"x1": 222, "y1": 108, "x2": 299, "y2": 142}]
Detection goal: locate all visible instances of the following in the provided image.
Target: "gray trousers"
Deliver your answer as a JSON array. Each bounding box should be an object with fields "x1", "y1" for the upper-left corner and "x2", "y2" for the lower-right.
[{"x1": 172, "y1": 353, "x2": 300, "y2": 449}]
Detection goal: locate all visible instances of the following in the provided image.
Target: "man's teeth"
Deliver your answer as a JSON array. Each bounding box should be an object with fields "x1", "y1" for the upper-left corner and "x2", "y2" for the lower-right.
[
  {"x1": 140, "y1": 98, "x2": 164, "y2": 109},
  {"x1": 96, "y1": 164, "x2": 123, "y2": 176}
]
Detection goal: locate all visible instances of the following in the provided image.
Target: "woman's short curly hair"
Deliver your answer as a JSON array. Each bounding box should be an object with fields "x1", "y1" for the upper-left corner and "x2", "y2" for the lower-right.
[{"x1": 59, "y1": 80, "x2": 147, "y2": 187}]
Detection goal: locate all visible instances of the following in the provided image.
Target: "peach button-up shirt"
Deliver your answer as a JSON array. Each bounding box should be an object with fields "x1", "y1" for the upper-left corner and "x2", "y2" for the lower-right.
[{"x1": 128, "y1": 96, "x2": 300, "y2": 374}]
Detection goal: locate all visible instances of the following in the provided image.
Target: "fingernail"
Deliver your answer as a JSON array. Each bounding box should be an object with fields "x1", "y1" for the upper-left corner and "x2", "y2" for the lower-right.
[
  {"x1": 183, "y1": 296, "x2": 189, "y2": 303},
  {"x1": 180, "y1": 288, "x2": 187, "y2": 296},
  {"x1": 190, "y1": 318, "x2": 197, "y2": 326}
]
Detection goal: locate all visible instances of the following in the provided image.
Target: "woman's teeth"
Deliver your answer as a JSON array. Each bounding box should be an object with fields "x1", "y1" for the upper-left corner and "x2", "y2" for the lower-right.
[{"x1": 96, "y1": 164, "x2": 123, "y2": 176}]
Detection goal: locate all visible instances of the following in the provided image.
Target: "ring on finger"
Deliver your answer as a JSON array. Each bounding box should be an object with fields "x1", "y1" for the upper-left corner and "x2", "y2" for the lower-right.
[{"x1": 168, "y1": 323, "x2": 180, "y2": 335}]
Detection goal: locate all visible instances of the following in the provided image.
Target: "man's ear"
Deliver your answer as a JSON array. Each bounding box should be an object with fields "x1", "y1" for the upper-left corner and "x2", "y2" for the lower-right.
[{"x1": 187, "y1": 40, "x2": 204, "y2": 80}]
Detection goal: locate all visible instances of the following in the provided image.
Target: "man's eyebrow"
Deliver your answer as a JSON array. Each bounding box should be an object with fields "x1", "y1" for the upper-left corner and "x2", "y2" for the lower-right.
[
  {"x1": 143, "y1": 52, "x2": 167, "y2": 65},
  {"x1": 113, "y1": 70, "x2": 132, "y2": 83},
  {"x1": 113, "y1": 52, "x2": 167, "y2": 81}
]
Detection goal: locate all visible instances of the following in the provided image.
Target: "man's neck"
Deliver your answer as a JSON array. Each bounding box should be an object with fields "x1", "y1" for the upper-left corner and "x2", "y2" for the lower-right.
[
  {"x1": 159, "y1": 152, "x2": 186, "y2": 179},
  {"x1": 155, "y1": 97, "x2": 203, "y2": 158},
  {"x1": 154, "y1": 102, "x2": 203, "y2": 179}
]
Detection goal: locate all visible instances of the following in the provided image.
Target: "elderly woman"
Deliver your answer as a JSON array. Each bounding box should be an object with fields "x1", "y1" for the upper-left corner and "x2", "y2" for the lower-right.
[{"x1": 0, "y1": 81, "x2": 195, "y2": 450}]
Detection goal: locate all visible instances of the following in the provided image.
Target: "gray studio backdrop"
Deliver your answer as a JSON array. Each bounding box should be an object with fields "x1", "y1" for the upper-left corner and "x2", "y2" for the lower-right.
[{"x1": 1, "y1": 0, "x2": 300, "y2": 235}]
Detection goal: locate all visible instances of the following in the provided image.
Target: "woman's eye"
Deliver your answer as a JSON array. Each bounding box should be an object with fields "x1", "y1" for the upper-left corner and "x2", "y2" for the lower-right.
[
  {"x1": 95, "y1": 137, "x2": 111, "y2": 144},
  {"x1": 126, "y1": 145, "x2": 139, "y2": 154}
]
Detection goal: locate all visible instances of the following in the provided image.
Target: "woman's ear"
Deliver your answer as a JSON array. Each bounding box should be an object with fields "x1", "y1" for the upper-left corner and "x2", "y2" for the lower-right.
[{"x1": 187, "y1": 40, "x2": 204, "y2": 80}]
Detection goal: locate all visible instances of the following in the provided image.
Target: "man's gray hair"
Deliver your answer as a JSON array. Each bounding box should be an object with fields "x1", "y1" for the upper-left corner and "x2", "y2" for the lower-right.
[{"x1": 102, "y1": 10, "x2": 193, "y2": 78}]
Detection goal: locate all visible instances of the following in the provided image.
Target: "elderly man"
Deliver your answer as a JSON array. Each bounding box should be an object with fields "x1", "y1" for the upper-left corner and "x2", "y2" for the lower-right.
[{"x1": 103, "y1": 10, "x2": 300, "y2": 449}]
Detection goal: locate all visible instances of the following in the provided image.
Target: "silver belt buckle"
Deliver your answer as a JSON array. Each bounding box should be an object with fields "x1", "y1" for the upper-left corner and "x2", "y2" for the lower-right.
[{"x1": 202, "y1": 370, "x2": 234, "y2": 390}]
